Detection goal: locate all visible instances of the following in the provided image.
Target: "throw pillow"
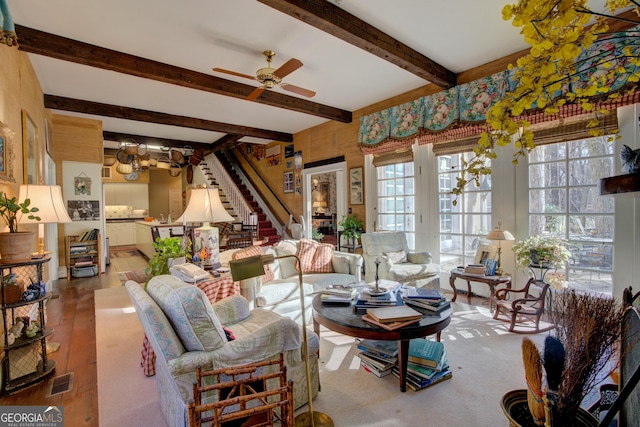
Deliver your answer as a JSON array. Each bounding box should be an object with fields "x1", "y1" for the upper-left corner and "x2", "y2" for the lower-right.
[
  {"x1": 296, "y1": 238, "x2": 334, "y2": 273},
  {"x1": 385, "y1": 250, "x2": 407, "y2": 264},
  {"x1": 331, "y1": 255, "x2": 350, "y2": 274},
  {"x1": 231, "y1": 245, "x2": 275, "y2": 283},
  {"x1": 223, "y1": 326, "x2": 236, "y2": 341}
]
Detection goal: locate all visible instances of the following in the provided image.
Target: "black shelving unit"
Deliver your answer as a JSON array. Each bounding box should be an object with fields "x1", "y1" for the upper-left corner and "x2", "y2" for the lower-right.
[{"x1": 1, "y1": 257, "x2": 55, "y2": 394}]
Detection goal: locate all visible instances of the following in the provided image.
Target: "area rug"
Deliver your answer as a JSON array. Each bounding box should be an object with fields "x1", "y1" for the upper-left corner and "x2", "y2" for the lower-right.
[
  {"x1": 96, "y1": 286, "x2": 557, "y2": 426},
  {"x1": 117, "y1": 269, "x2": 151, "y2": 284},
  {"x1": 110, "y1": 249, "x2": 141, "y2": 258}
]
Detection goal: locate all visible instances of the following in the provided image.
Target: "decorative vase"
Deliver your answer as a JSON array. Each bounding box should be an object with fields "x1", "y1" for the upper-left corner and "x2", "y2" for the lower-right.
[
  {"x1": 0, "y1": 232, "x2": 35, "y2": 263},
  {"x1": 529, "y1": 249, "x2": 552, "y2": 267},
  {"x1": 501, "y1": 390, "x2": 598, "y2": 427}
]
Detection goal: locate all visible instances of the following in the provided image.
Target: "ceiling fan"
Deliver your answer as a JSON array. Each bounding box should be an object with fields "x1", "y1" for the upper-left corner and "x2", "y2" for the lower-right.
[{"x1": 213, "y1": 50, "x2": 316, "y2": 100}]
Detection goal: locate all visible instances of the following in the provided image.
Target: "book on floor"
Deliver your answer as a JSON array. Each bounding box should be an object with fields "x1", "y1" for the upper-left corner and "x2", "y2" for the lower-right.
[
  {"x1": 357, "y1": 351, "x2": 397, "y2": 372},
  {"x1": 361, "y1": 314, "x2": 421, "y2": 331},
  {"x1": 408, "y1": 338, "x2": 445, "y2": 368},
  {"x1": 366, "y1": 305, "x2": 422, "y2": 323},
  {"x1": 355, "y1": 339, "x2": 399, "y2": 358},
  {"x1": 360, "y1": 360, "x2": 393, "y2": 378},
  {"x1": 393, "y1": 366, "x2": 453, "y2": 391}
]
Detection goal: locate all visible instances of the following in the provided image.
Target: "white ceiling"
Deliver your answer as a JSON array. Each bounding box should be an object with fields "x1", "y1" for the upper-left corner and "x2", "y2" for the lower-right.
[{"x1": 6, "y1": 0, "x2": 559, "y2": 147}]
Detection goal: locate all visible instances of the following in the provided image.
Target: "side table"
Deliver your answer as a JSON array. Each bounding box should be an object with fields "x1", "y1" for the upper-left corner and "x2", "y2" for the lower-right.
[{"x1": 449, "y1": 268, "x2": 511, "y2": 311}]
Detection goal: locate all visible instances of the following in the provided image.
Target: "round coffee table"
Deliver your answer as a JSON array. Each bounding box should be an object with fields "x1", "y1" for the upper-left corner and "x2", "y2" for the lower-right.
[{"x1": 312, "y1": 294, "x2": 452, "y2": 392}]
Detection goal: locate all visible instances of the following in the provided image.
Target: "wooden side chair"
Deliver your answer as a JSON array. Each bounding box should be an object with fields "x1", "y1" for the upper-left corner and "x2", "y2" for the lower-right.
[
  {"x1": 188, "y1": 354, "x2": 294, "y2": 427},
  {"x1": 492, "y1": 278, "x2": 555, "y2": 334},
  {"x1": 227, "y1": 231, "x2": 253, "y2": 249}
]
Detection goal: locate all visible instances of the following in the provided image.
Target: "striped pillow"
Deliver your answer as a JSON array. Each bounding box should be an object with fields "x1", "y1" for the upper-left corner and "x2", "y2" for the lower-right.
[
  {"x1": 231, "y1": 245, "x2": 274, "y2": 283},
  {"x1": 296, "y1": 238, "x2": 334, "y2": 273}
]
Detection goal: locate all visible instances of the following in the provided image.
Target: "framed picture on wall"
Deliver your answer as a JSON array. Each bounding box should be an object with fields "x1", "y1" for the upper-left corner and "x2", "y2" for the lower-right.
[
  {"x1": 0, "y1": 121, "x2": 16, "y2": 183},
  {"x1": 284, "y1": 171, "x2": 294, "y2": 193},
  {"x1": 349, "y1": 167, "x2": 363, "y2": 205},
  {"x1": 22, "y1": 110, "x2": 38, "y2": 185},
  {"x1": 68, "y1": 200, "x2": 101, "y2": 221}
]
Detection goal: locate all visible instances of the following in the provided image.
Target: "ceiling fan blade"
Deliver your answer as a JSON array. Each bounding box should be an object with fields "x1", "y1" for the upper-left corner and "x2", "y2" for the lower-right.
[
  {"x1": 281, "y1": 83, "x2": 316, "y2": 98},
  {"x1": 247, "y1": 86, "x2": 266, "y2": 100},
  {"x1": 212, "y1": 68, "x2": 257, "y2": 81},
  {"x1": 273, "y1": 58, "x2": 303, "y2": 79}
]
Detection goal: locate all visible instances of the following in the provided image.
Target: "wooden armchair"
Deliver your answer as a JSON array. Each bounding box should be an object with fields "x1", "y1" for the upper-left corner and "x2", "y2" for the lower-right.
[{"x1": 493, "y1": 278, "x2": 554, "y2": 334}]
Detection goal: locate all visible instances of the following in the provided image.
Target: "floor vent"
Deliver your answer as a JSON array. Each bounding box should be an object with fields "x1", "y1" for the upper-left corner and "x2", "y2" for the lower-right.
[{"x1": 46, "y1": 372, "x2": 74, "y2": 397}]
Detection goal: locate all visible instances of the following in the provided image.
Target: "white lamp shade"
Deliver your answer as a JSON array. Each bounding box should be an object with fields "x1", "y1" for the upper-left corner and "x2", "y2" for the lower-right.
[
  {"x1": 18, "y1": 185, "x2": 72, "y2": 224},
  {"x1": 487, "y1": 229, "x2": 515, "y2": 241},
  {"x1": 176, "y1": 188, "x2": 234, "y2": 224}
]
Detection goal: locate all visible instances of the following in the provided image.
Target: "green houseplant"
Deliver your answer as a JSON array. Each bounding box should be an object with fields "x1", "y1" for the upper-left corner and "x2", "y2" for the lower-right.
[
  {"x1": 145, "y1": 236, "x2": 190, "y2": 283},
  {"x1": 338, "y1": 214, "x2": 364, "y2": 241},
  {"x1": 0, "y1": 192, "x2": 40, "y2": 262},
  {"x1": 512, "y1": 235, "x2": 571, "y2": 270}
]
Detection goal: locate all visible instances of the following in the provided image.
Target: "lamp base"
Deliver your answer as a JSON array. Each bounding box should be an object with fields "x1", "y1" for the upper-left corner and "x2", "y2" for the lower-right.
[{"x1": 295, "y1": 411, "x2": 334, "y2": 427}]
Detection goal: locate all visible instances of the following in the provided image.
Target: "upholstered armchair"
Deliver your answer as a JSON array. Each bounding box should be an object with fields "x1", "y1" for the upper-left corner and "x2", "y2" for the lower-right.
[
  {"x1": 361, "y1": 231, "x2": 441, "y2": 289},
  {"x1": 126, "y1": 275, "x2": 319, "y2": 426}
]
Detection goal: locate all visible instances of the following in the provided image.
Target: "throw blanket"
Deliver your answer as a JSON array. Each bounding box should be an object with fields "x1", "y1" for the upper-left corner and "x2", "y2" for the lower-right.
[{"x1": 139, "y1": 274, "x2": 240, "y2": 376}]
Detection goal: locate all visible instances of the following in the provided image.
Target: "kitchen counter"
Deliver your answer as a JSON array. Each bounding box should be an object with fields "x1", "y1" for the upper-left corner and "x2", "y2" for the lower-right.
[{"x1": 106, "y1": 217, "x2": 146, "y2": 223}]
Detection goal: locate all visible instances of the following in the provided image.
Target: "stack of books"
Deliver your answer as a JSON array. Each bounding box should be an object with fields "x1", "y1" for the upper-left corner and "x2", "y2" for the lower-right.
[
  {"x1": 73, "y1": 257, "x2": 94, "y2": 267},
  {"x1": 353, "y1": 287, "x2": 401, "y2": 314},
  {"x1": 356, "y1": 339, "x2": 398, "y2": 378},
  {"x1": 362, "y1": 305, "x2": 422, "y2": 330},
  {"x1": 320, "y1": 285, "x2": 357, "y2": 304},
  {"x1": 402, "y1": 287, "x2": 451, "y2": 314},
  {"x1": 393, "y1": 338, "x2": 452, "y2": 391},
  {"x1": 464, "y1": 264, "x2": 486, "y2": 275}
]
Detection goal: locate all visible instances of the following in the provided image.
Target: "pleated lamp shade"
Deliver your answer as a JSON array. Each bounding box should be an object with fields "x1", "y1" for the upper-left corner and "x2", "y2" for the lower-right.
[
  {"x1": 18, "y1": 185, "x2": 72, "y2": 224},
  {"x1": 176, "y1": 188, "x2": 234, "y2": 224}
]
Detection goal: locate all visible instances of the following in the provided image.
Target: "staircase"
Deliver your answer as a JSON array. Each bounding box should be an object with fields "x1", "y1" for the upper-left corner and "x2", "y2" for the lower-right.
[{"x1": 199, "y1": 153, "x2": 281, "y2": 245}]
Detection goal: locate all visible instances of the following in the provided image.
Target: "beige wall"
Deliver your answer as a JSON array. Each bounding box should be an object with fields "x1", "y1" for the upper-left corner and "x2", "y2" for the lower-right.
[{"x1": 148, "y1": 168, "x2": 182, "y2": 219}]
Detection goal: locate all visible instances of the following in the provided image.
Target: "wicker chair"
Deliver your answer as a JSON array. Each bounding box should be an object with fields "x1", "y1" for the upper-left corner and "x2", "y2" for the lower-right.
[{"x1": 492, "y1": 278, "x2": 554, "y2": 334}]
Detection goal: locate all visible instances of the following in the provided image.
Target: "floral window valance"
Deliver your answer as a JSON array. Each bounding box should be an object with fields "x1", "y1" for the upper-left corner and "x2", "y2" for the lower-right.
[{"x1": 359, "y1": 25, "x2": 640, "y2": 155}]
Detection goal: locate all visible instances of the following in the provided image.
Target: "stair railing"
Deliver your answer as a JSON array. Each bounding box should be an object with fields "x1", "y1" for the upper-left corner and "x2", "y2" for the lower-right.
[{"x1": 201, "y1": 154, "x2": 253, "y2": 228}]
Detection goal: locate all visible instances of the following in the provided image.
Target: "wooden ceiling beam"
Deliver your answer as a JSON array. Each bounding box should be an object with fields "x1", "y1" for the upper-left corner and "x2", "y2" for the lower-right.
[
  {"x1": 45, "y1": 95, "x2": 294, "y2": 142},
  {"x1": 16, "y1": 25, "x2": 352, "y2": 123},
  {"x1": 258, "y1": 0, "x2": 457, "y2": 89}
]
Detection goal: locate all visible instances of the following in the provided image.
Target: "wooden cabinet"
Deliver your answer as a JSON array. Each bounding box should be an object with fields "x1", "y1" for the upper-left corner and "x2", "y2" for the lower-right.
[
  {"x1": 106, "y1": 222, "x2": 135, "y2": 246},
  {"x1": 104, "y1": 183, "x2": 149, "y2": 210},
  {"x1": 66, "y1": 233, "x2": 102, "y2": 280},
  {"x1": 1, "y1": 257, "x2": 55, "y2": 394}
]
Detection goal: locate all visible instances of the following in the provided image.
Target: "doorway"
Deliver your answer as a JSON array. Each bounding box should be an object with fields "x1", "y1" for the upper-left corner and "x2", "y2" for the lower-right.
[{"x1": 302, "y1": 162, "x2": 346, "y2": 242}]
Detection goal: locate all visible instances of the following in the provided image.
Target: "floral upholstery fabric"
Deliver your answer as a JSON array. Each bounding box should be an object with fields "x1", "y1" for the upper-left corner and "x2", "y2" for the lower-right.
[{"x1": 146, "y1": 275, "x2": 228, "y2": 352}]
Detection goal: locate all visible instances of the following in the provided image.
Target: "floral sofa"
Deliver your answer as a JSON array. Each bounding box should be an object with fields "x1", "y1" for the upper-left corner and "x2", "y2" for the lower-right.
[
  {"x1": 126, "y1": 275, "x2": 319, "y2": 427},
  {"x1": 232, "y1": 239, "x2": 363, "y2": 323}
]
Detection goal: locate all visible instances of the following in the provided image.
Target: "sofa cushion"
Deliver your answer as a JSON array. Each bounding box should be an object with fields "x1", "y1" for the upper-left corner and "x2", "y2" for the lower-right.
[
  {"x1": 146, "y1": 275, "x2": 228, "y2": 352},
  {"x1": 296, "y1": 238, "x2": 333, "y2": 273},
  {"x1": 386, "y1": 250, "x2": 407, "y2": 264},
  {"x1": 331, "y1": 255, "x2": 350, "y2": 274},
  {"x1": 274, "y1": 241, "x2": 299, "y2": 279},
  {"x1": 255, "y1": 274, "x2": 356, "y2": 307},
  {"x1": 232, "y1": 245, "x2": 274, "y2": 283},
  {"x1": 387, "y1": 263, "x2": 440, "y2": 282}
]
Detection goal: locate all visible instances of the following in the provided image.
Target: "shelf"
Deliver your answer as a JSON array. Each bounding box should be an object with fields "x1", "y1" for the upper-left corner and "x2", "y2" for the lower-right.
[
  {"x1": 599, "y1": 173, "x2": 640, "y2": 196},
  {"x1": 6, "y1": 327, "x2": 54, "y2": 351},
  {"x1": 4, "y1": 294, "x2": 51, "y2": 310},
  {"x1": 3, "y1": 360, "x2": 56, "y2": 394}
]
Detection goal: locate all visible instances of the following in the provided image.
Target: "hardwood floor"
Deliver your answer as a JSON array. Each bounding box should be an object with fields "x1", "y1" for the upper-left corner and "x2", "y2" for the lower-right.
[
  {"x1": 0, "y1": 248, "x2": 512, "y2": 426},
  {"x1": 0, "y1": 247, "x2": 148, "y2": 427}
]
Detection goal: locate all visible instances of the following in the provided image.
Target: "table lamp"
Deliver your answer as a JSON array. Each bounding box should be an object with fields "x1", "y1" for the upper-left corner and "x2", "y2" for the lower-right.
[
  {"x1": 18, "y1": 185, "x2": 72, "y2": 254},
  {"x1": 176, "y1": 187, "x2": 233, "y2": 269},
  {"x1": 486, "y1": 222, "x2": 514, "y2": 276},
  {"x1": 229, "y1": 254, "x2": 333, "y2": 427}
]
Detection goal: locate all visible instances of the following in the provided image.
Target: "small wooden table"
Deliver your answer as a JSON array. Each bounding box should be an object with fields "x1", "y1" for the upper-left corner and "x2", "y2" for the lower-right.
[
  {"x1": 312, "y1": 294, "x2": 451, "y2": 392},
  {"x1": 449, "y1": 268, "x2": 511, "y2": 311}
]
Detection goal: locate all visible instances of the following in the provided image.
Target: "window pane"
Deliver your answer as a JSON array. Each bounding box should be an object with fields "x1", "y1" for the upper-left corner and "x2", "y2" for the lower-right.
[
  {"x1": 529, "y1": 189, "x2": 566, "y2": 213},
  {"x1": 568, "y1": 188, "x2": 615, "y2": 213},
  {"x1": 568, "y1": 157, "x2": 613, "y2": 185},
  {"x1": 529, "y1": 143, "x2": 566, "y2": 163},
  {"x1": 529, "y1": 214, "x2": 566, "y2": 236},
  {"x1": 529, "y1": 162, "x2": 566, "y2": 188},
  {"x1": 463, "y1": 191, "x2": 491, "y2": 213},
  {"x1": 569, "y1": 215, "x2": 614, "y2": 239}
]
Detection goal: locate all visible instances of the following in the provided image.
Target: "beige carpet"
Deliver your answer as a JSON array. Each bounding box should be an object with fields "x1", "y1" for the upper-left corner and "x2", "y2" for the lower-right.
[{"x1": 96, "y1": 286, "x2": 550, "y2": 426}]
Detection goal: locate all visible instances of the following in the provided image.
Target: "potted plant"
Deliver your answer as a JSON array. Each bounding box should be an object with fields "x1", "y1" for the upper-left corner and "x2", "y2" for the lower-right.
[
  {"x1": 0, "y1": 192, "x2": 40, "y2": 262},
  {"x1": 311, "y1": 227, "x2": 324, "y2": 242},
  {"x1": 511, "y1": 235, "x2": 571, "y2": 270},
  {"x1": 145, "y1": 236, "x2": 190, "y2": 283},
  {"x1": 338, "y1": 214, "x2": 364, "y2": 241}
]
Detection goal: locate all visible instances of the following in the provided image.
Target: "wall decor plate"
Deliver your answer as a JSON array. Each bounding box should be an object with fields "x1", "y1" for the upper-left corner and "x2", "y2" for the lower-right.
[{"x1": 124, "y1": 171, "x2": 138, "y2": 181}]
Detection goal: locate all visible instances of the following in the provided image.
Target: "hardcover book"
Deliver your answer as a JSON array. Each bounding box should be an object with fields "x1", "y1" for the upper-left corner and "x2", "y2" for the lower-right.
[
  {"x1": 366, "y1": 305, "x2": 422, "y2": 323},
  {"x1": 407, "y1": 338, "x2": 445, "y2": 368},
  {"x1": 361, "y1": 314, "x2": 421, "y2": 331},
  {"x1": 355, "y1": 339, "x2": 398, "y2": 358},
  {"x1": 403, "y1": 287, "x2": 443, "y2": 300}
]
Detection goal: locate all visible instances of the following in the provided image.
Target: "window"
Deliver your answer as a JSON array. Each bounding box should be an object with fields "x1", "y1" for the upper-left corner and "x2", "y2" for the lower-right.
[
  {"x1": 375, "y1": 162, "x2": 415, "y2": 249},
  {"x1": 528, "y1": 136, "x2": 614, "y2": 294},
  {"x1": 438, "y1": 152, "x2": 492, "y2": 270}
]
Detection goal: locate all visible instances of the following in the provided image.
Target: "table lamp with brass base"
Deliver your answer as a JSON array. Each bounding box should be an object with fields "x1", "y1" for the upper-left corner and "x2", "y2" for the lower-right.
[
  {"x1": 486, "y1": 222, "x2": 514, "y2": 276},
  {"x1": 229, "y1": 253, "x2": 333, "y2": 427}
]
